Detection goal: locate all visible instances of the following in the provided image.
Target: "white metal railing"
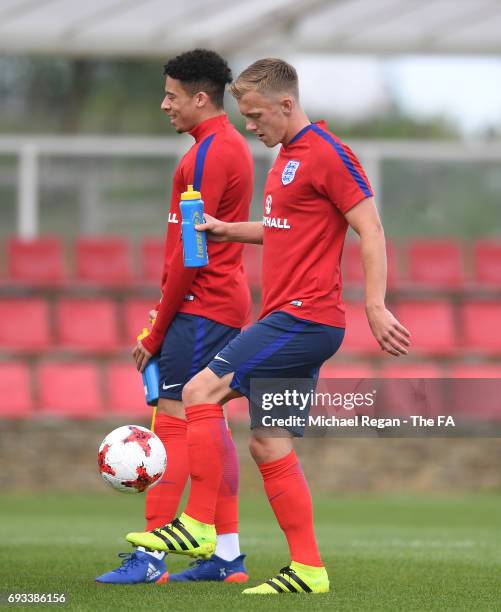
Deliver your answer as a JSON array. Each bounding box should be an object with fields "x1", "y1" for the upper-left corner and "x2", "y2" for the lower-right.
[{"x1": 1, "y1": 135, "x2": 501, "y2": 238}]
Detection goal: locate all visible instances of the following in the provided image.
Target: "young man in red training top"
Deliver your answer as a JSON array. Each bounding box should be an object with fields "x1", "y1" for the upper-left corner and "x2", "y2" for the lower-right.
[
  {"x1": 96, "y1": 49, "x2": 252, "y2": 585},
  {"x1": 126, "y1": 58, "x2": 411, "y2": 594}
]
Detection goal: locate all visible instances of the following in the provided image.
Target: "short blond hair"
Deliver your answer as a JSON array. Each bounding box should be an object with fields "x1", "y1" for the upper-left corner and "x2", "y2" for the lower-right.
[{"x1": 229, "y1": 58, "x2": 299, "y2": 100}]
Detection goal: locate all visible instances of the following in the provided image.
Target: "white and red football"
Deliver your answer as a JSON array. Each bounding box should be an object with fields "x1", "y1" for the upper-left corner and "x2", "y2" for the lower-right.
[{"x1": 98, "y1": 425, "x2": 167, "y2": 494}]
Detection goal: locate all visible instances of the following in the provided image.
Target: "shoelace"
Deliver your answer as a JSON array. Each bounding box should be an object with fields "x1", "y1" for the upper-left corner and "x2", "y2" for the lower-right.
[
  {"x1": 274, "y1": 565, "x2": 313, "y2": 593},
  {"x1": 170, "y1": 517, "x2": 184, "y2": 530},
  {"x1": 116, "y1": 552, "x2": 142, "y2": 573},
  {"x1": 278, "y1": 566, "x2": 297, "y2": 581}
]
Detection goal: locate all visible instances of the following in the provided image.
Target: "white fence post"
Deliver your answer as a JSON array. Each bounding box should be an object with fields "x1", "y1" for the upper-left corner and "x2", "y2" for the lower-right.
[
  {"x1": 362, "y1": 153, "x2": 382, "y2": 209},
  {"x1": 18, "y1": 143, "x2": 39, "y2": 239}
]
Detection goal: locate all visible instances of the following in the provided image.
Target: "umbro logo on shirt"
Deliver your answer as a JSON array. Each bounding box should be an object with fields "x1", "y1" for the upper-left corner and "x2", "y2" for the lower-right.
[
  {"x1": 263, "y1": 193, "x2": 291, "y2": 229},
  {"x1": 265, "y1": 194, "x2": 272, "y2": 215}
]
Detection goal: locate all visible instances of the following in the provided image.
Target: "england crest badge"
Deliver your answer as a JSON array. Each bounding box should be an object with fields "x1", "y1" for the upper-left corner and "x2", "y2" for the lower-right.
[{"x1": 281, "y1": 160, "x2": 300, "y2": 185}]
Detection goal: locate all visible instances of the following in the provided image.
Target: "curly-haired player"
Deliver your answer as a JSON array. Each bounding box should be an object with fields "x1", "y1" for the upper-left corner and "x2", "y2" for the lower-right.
[{"x1": 96, "y1": 49, "x2": 252, "y2": 585}]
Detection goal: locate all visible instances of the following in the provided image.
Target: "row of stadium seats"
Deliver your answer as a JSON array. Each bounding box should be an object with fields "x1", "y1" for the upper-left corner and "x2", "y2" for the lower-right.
[
  {"x1": 0, "y1": 298, "x2": 153, "y2": 352},
  {"x1": 341, "y1": 240, "x2": 501, "y2": 289},
  {"x1": 2, "y1": 237, "x2": 165, "y2": 288},
  {"x1": 2, "y1": 236, "x2": 501, "y2": 289},
  {"x1": 1, "y1": 297, "x2": 501, "y2": 355},
  {"x1": 342, "y1": 300, "x2": 501, "y2": 355},
  {"x1": 1, "y1": 359, "x2": 499, "y2": 419}
]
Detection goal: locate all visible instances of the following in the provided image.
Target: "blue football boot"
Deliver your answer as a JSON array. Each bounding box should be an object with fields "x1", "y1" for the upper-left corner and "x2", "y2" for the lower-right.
[
  {"x1": 169, "y1": 554, "x2": 248, "y2": 583},
  {"x1": 95, "y1": 550, "x2": 169, "y2": 584}
]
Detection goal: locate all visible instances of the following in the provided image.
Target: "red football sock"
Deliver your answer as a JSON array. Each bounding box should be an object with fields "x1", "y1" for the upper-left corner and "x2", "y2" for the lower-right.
[
  {"x1": 184, "y1": 403, "x2": 226, "y2": 525},
  {"x1": 145, "y1": 413, "x2": 189, "y2": 530},
  {"x1": 215, "y1": 428, "x2": 240, "y2": 535},
  {"x1": 259, "y1": 450, "x2": 322, "y2": 567}
]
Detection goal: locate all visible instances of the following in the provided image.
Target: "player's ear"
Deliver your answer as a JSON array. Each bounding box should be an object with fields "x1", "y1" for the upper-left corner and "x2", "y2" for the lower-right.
[
  {"x1": 195, "y1": 91, "x2": 210, "y2": 108},
  {"x1": 280, "y1": 96, "x2": 294, "y2": 116}
]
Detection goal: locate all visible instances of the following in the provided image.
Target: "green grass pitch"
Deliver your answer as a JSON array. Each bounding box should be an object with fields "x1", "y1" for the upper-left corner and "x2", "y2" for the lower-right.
[{"x1": 1, "y1": 492, "x2": 500, "y2": 611}]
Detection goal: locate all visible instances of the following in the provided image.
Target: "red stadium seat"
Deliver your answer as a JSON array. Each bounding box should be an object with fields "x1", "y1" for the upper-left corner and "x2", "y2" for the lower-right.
[
  {"x1": 342, "y1": 239, "x2": 397, "y2": 287},
  {"x1": 472, "y1": 240, "x2": 501, "y2": 286},
  {"x1": 243, "y1": 244, "x2": 262, "y2": 291},
  {"x1": 379, "y1": 362, "x2": 444, "y2": 378},
  {"x1": 407, "y1": 239, "x2": 465, "y2": 288},
  {"x1": 393, "y1": 300, "x2": 456, "y2": 355},
  {"x1": 447, "y1": 363, "x2": 501, "y2": 421},
  {"x1": 320, "y1": 362, "x2": 376, "y2": 378},
  {"x1": 75, "y1": 237, "x2": 132, "y2": 286},
  {"x1": 140, "y1": 237, "x2": 164, "y2": 285},
  {"x1": 38, "y1": 362, "x2": 102, "y2": 417},
  {"x1": 106, "y1": 362, "x2": 151, "y2": 417},
  {"x1": 460, "y1": 301, "x2": 501, "y2": 354},
  {"x1": 315, "y1": 362, "x2": 376, "y2": 420},
  {"x1": 378, "y1": 363, "x2": 445, "y2": 419},
  {"x1": 342, "y1": 302, "x2": 380, "y2": 354},
  {"x1": 124, "y1": 299, "x2": 155, "y2": 345},
  {"x1": 319, "y1": 362, "x2": 376, "y2": 413},
  {"x1": 7, "y1": 237, "x2": 66, "y2": 286},
  {"x1": 0, "y1": 362, "x2": 33, "y2": 417},
  {"x1": 56, "y1": 299, "x2": 119, "y2": 352},
  {"x1": 0, "y1": 299, "x2": 51, "y2": 351},
  {"x1": 449, "y1": 363, "x2": 501, "y2": 378}
]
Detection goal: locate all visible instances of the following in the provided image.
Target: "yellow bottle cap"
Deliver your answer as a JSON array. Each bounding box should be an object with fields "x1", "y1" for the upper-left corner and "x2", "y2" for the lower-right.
[
  {"x1": 181, "y1": 184, "x2": 202, "y2": 200},
  {"x1": 137, "y1": 327, "x2": 149, "y2": 341}
]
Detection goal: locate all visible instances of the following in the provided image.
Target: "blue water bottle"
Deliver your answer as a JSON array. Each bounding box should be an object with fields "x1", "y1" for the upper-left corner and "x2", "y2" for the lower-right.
[
  {"x1": 180, "y1": 184, "x2": 209, "y2": 267},
  {"x1": 137, "y1": 328, "x2": 160, "y2": 407}
]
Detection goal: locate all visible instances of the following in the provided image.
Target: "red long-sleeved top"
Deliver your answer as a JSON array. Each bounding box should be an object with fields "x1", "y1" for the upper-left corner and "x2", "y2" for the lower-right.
[{"x1": 141, "y1": 114, "x2": 253, "y2": 354}]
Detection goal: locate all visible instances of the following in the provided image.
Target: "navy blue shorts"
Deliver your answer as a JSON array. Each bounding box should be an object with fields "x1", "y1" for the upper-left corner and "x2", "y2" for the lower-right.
[
  {"x1": 207, "y1": 311, "x2": 345, "y2": 436},
  {"x1": 158, "y1": 313, "x2": 240, "y2": 401}
]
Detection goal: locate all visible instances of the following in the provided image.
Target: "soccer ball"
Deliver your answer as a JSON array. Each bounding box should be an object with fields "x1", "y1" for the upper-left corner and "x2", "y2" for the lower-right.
[{"x1": 98, "y1": 425, "x2": 167, "y2": 494}]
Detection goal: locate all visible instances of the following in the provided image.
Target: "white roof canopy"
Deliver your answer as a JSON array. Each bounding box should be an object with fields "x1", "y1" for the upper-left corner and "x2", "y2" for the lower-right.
[{"x1": 1, "y1": 0, "x2": 501, "y2": 57}]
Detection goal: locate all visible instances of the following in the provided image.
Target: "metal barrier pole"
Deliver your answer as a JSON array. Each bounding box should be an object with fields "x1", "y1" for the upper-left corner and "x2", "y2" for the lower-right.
[{"x1": 18, "y1": 143, "x2": 39, "y2": 239}]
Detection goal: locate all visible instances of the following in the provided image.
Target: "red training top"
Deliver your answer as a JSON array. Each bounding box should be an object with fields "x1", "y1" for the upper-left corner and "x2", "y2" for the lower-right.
[
  {"x1": 260, "y1": 121, "x2": 373, "y2": 328},
  {"x1": 142, "y1": 114, "x2": 253, "y2": 354}
]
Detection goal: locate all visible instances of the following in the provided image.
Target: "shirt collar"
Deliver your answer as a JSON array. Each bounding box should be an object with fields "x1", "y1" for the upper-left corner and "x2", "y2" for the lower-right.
[
  {"x1": 189, "y1": 114, "x2": 229, "y2": 142},
  {"x1": 285, "y1": 120, "x2": 328, "y2": 148}
]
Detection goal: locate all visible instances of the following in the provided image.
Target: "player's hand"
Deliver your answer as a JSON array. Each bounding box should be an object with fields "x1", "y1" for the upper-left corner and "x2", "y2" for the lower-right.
[
  {"x1": 132, "y1": 339, "x2": 152, "y2": 373},
  {"x1": 195, "y1": 213, "x2": 228, "y2": 242},
  {"x1": 366, "y1": 304, "x2": 411, "y2": 357},
  {"x1": 149, "y1": 309, "x2": 158, "y2": 324}
]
